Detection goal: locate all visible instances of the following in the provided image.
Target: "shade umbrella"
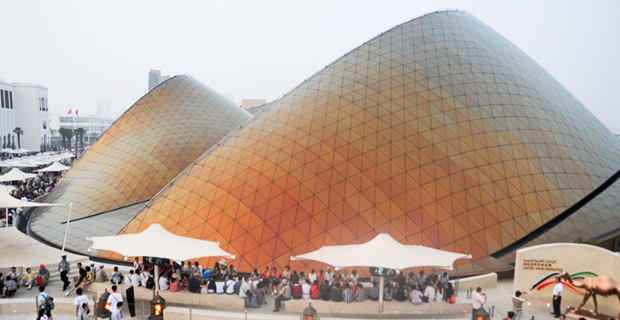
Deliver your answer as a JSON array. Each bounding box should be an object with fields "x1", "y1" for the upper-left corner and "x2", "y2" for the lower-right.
[
  {"x1": 0, "y1": 187, "x2": 65, "y2": 230},
  {"x1": 88, "y1": 224, "x2": 236, "y2": 294},
  {"x1": 0, "y1": 168, "x2": 37, "y2": 182},
  {"x1": 291, "y1": 233, "x2": 472, "y2": 312},
  {"x1": 35, "y1": 162, "x2": 71, "y2": 172}
]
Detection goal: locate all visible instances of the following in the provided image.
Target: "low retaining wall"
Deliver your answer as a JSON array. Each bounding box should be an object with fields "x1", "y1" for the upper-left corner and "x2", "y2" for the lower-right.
[
  {"x1": 0, "y1": 297, "x2": 85, "y2": 315},
  {"x1": 450, "y1": 272, "x2": 497, "y2": 290}
]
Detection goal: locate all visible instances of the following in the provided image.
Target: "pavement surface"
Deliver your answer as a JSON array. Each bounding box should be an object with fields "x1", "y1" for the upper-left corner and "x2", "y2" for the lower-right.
[{"x1": 0, "y1": 225, "x2": 587, "y2": 320}]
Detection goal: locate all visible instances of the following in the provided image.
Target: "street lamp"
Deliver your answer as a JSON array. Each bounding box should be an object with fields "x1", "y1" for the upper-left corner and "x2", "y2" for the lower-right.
[
  {"x1": 302, "y1": 302, "x2": 317, "y2": 320},
  {"x1": 148, "y1": 294, "x2": 165, "y2": 319}
]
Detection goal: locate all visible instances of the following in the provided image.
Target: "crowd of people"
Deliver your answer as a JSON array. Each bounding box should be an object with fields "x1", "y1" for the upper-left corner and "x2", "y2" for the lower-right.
[
  {"x1": 1, "y1": 165, "x2": 69, "y2": 227},
  {"x1": 0, "y1": 264, "x2": 51, "y2": 297},
  {"x1": 64, "y1": 256, "x2": 459, "y2": 312}
]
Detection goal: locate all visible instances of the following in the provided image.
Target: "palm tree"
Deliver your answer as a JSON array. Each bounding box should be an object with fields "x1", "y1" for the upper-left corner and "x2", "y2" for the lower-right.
[
  {"x1": 12, "y1": 127, "x2": 24, "y2": 149},
  {"x1": 58, "y1": 128, "x2": 72, "y2": 151},
  {"x1": 75, "y1": 127, "x2": 86, "y2": 150}
]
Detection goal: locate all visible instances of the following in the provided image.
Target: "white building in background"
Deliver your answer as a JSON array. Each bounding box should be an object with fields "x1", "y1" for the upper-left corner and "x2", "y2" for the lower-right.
[
  {"x1": 97, "y1": 98, "x2": 112, "y2": 118},
  {"x1": 49, "y1": 113, "x2": 114, "y2": 134},
  {"x1": 0, "y1": 79, "x2": 50, "y2": 151},
  {"x1": 148, "y1": 69, "x2": 170, "y2": 91}
]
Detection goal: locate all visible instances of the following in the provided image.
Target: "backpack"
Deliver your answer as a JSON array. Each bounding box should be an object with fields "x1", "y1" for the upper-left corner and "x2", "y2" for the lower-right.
[
  {"x1": 43, "y1": 293, "x2": 55, "y2": 310},
  {"x1": 146, "y1": 276, "x2": 155, "y2": 289}
]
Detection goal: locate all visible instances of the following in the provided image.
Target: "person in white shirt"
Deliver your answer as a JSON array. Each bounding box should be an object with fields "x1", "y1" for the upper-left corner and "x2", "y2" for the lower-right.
[
  {"x1": 240, "y1": 277, "x2": 257, "y2": 308},
  {"x1": 159, "y1": 276, "x2": 170, "y2": 291},
  {"x1": 194, "y1": 261, "x2": 203, "y2": 279},
  {"x1": 512, "y1": 290, "x2": 528, "y2": 320},
  {"x1": 124, "y1": 270, "x2": 134, "y2": 286},
  {"x1": 107, "y1": 285, "x2": 123, "y2": 312},
  {"x1": 302, "y1": 279, "x2": 312, "y2": 299},
  {"x1": 7, "y1": 267, "x2": 20, "y2": 288},
  {"x1": 350, "y1": 270, "x2": 360, "y2": 286},
  {"x1": 141, "y1": 269, "x2": 152, "y2": 288},
  {"x1": 308, "y1": 269, "x2": 317, "y2": 284},
  {"x1": 215, "y1": 277, "x2": 226, "y2": 294},
  {"x1": 110, "y1": 301, "x2": 122, "y2": 320},
  {"x1": 472, "y1": 287, "x2": 486, "y2": 312},
  {"x1": 423, "y1": 281, "x2": 435, "y2": 302},
  {"x1": 111, "y1": 267, "x2": 123, "y2": 285},
  {"x1": 133, "y1": 258, "x2": 143, "y2": 272},
  {"x1": 131, "y1": 270, "x2": 141, "y2": 287},
  {"x1": 225, "y1": 278, "x2": 235, "y2": 294},
  {"x1": 409, "y1": 285, "x2": 423, "y2": 304},
  {"x1": 74, "y1": 288, "x2": 89, "y2": 317},
  {"x1": 552, "y1": 277, "x2": 563, "y2": 318},
  {"x1": 324, "y1": 267, "x2": 334, "y2": 285}
]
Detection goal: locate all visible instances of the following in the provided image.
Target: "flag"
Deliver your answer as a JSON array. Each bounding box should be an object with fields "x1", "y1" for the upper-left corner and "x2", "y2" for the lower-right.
[
  {"x1": 76, "y1": 109, "x2": 79, "y2": 115},
  {"x1": 68, "y1": 108, "x2": 72, "y2": 115}
]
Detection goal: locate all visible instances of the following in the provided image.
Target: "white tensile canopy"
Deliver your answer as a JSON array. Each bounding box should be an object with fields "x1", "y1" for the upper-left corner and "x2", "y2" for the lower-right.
[
  {"x1": 0, "y1": 187, "x2": 60, "y2": 209},
  {"x1": 291, "y1": 233, "x2": 472, "y2": 313},
  {"x1": 35, "y1": 162, "x2": 71, "y2": 172},
  {"x1": 88, "y1": 224, "x2": 236, "y2": 294},
  {"x1": 0, "y1": 187, "x2": 64, "y2": 229},
  {"x1": 0, "y1": 168, "x2": 37, "y2": 182},
  {"x1": 291, "y1": 233, "x2": 471, "y2": 270}
]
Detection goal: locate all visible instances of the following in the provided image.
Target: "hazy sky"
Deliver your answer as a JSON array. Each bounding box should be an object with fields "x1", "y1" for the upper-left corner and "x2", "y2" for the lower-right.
[{"x1": 1, "y1": 1, "x2": 618, "y2": 132}]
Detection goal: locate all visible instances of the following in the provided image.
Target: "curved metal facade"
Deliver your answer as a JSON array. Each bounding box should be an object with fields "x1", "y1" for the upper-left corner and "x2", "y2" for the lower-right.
[
  {"x1": 31, "y1": 76, "x2": 252, "y2": 251},
  {"x1": 119, "y1": 11, "x2": 620, "y2": 273}
]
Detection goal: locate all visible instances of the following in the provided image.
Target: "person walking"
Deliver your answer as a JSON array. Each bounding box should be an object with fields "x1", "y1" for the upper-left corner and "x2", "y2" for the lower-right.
[
  {"x1": 552, "y1": 277, "x2": 563, "y2": 318},
  {"x1": 74, "y1": 288, "x2": 88, "y2": 319},
  {"x1": 512, "y1": 290, "x2": 528, "y2": 320},
  {"x1": 37, "y1": 285, "x2": 54, "y2": 320},
  {"x1": 57, "y1": 255, "x2": 70, "y2": 291}
]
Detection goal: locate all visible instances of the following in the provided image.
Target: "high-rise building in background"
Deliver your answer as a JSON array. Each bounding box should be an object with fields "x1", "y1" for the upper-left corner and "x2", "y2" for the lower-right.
[
  {"x1": 0, "y1": 79, "x2": 50, "y2": 151},
  {"x1": 148, "y1": 69, "x2": 170, "y2": 91},
  {"x1": 96, "y1": 98, "x2": 112, "y2": 118}
]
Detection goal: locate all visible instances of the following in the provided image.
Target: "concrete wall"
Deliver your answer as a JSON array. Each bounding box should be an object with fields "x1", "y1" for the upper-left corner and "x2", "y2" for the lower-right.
[
  {"x1": 514, "y1": 243, "x2": 620, "y2": 317},
  {"x1": 450, "y1": 272, "x2": 497, "y2": 290},
  {"x1": 13, "y1": 84, "x2": 49, "y2": 151}
]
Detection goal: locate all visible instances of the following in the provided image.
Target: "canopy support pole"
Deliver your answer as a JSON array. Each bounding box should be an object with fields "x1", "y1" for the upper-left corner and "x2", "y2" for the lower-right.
[
  {"x1": 5, "y1": 208, "x2": 7, "y2": 229},
  {"x1": 378, "y1": 275, "x2": 384, "y2": 313},
  {"x1": 154, "y1": 264, "x2": 160, "y2": 299},
  {"x1": 61, "y1": 203, "x2": 72, "y2": 252}
]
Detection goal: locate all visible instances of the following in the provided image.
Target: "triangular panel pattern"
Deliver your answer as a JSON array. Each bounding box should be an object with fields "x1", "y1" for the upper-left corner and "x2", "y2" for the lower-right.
[
  {"x1": 122, "y1": 12, "x2": 620, "y2": 274},
  {"x1": 31, "y1": 76, "x2": 252, "y2": 243}
]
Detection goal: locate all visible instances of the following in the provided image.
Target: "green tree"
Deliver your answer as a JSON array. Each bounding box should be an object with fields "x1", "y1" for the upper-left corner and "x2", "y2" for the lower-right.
[
  {"x1": 58, "y1": 128, "x2": 73, "y2": 151},
  {"x1": 50, "y1": 129, "x2": 58, "y2": 136},
  {"x1": 75, "y1": 127, "x2": 86, "y2": 149},
  {"x1": 12, "y1": 127, "x2": 24, "y2": 149}
]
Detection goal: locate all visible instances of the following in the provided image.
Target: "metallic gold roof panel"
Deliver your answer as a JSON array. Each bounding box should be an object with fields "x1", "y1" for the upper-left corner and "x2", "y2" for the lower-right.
[
  {"x1": 31, "y1": 76, "x2": 251, "y2": 251},
  {"x1": 117, "y1": 12, "x2": 620, "y2": 274},
  {"x1": 122, "y1": 11, "x2": 620, "y2": 273}
]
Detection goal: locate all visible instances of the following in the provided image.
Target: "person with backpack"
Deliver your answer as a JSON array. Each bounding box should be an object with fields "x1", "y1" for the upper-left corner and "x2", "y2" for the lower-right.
[
  {"x1": 37, "y1": 285, "x2": 54, "y2": 320},
  {"x1": 107, "y1": 285, "x2": 123, "y2": 312}
]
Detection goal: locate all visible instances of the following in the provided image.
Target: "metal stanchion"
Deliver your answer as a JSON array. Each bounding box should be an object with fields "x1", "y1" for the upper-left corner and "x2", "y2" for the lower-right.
[
  {"x1": 189, "y1": 306, "x2": 192, "y2": 320},
  {"x1": 245, "y1": 309, "x2": 248, "y2": 320},
  {"x1": 141, "y1": 301, "x2": 145, "y2": 320},
  {"x1": 491, "y1": 305, "x2": 495, "y2": 317}
]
